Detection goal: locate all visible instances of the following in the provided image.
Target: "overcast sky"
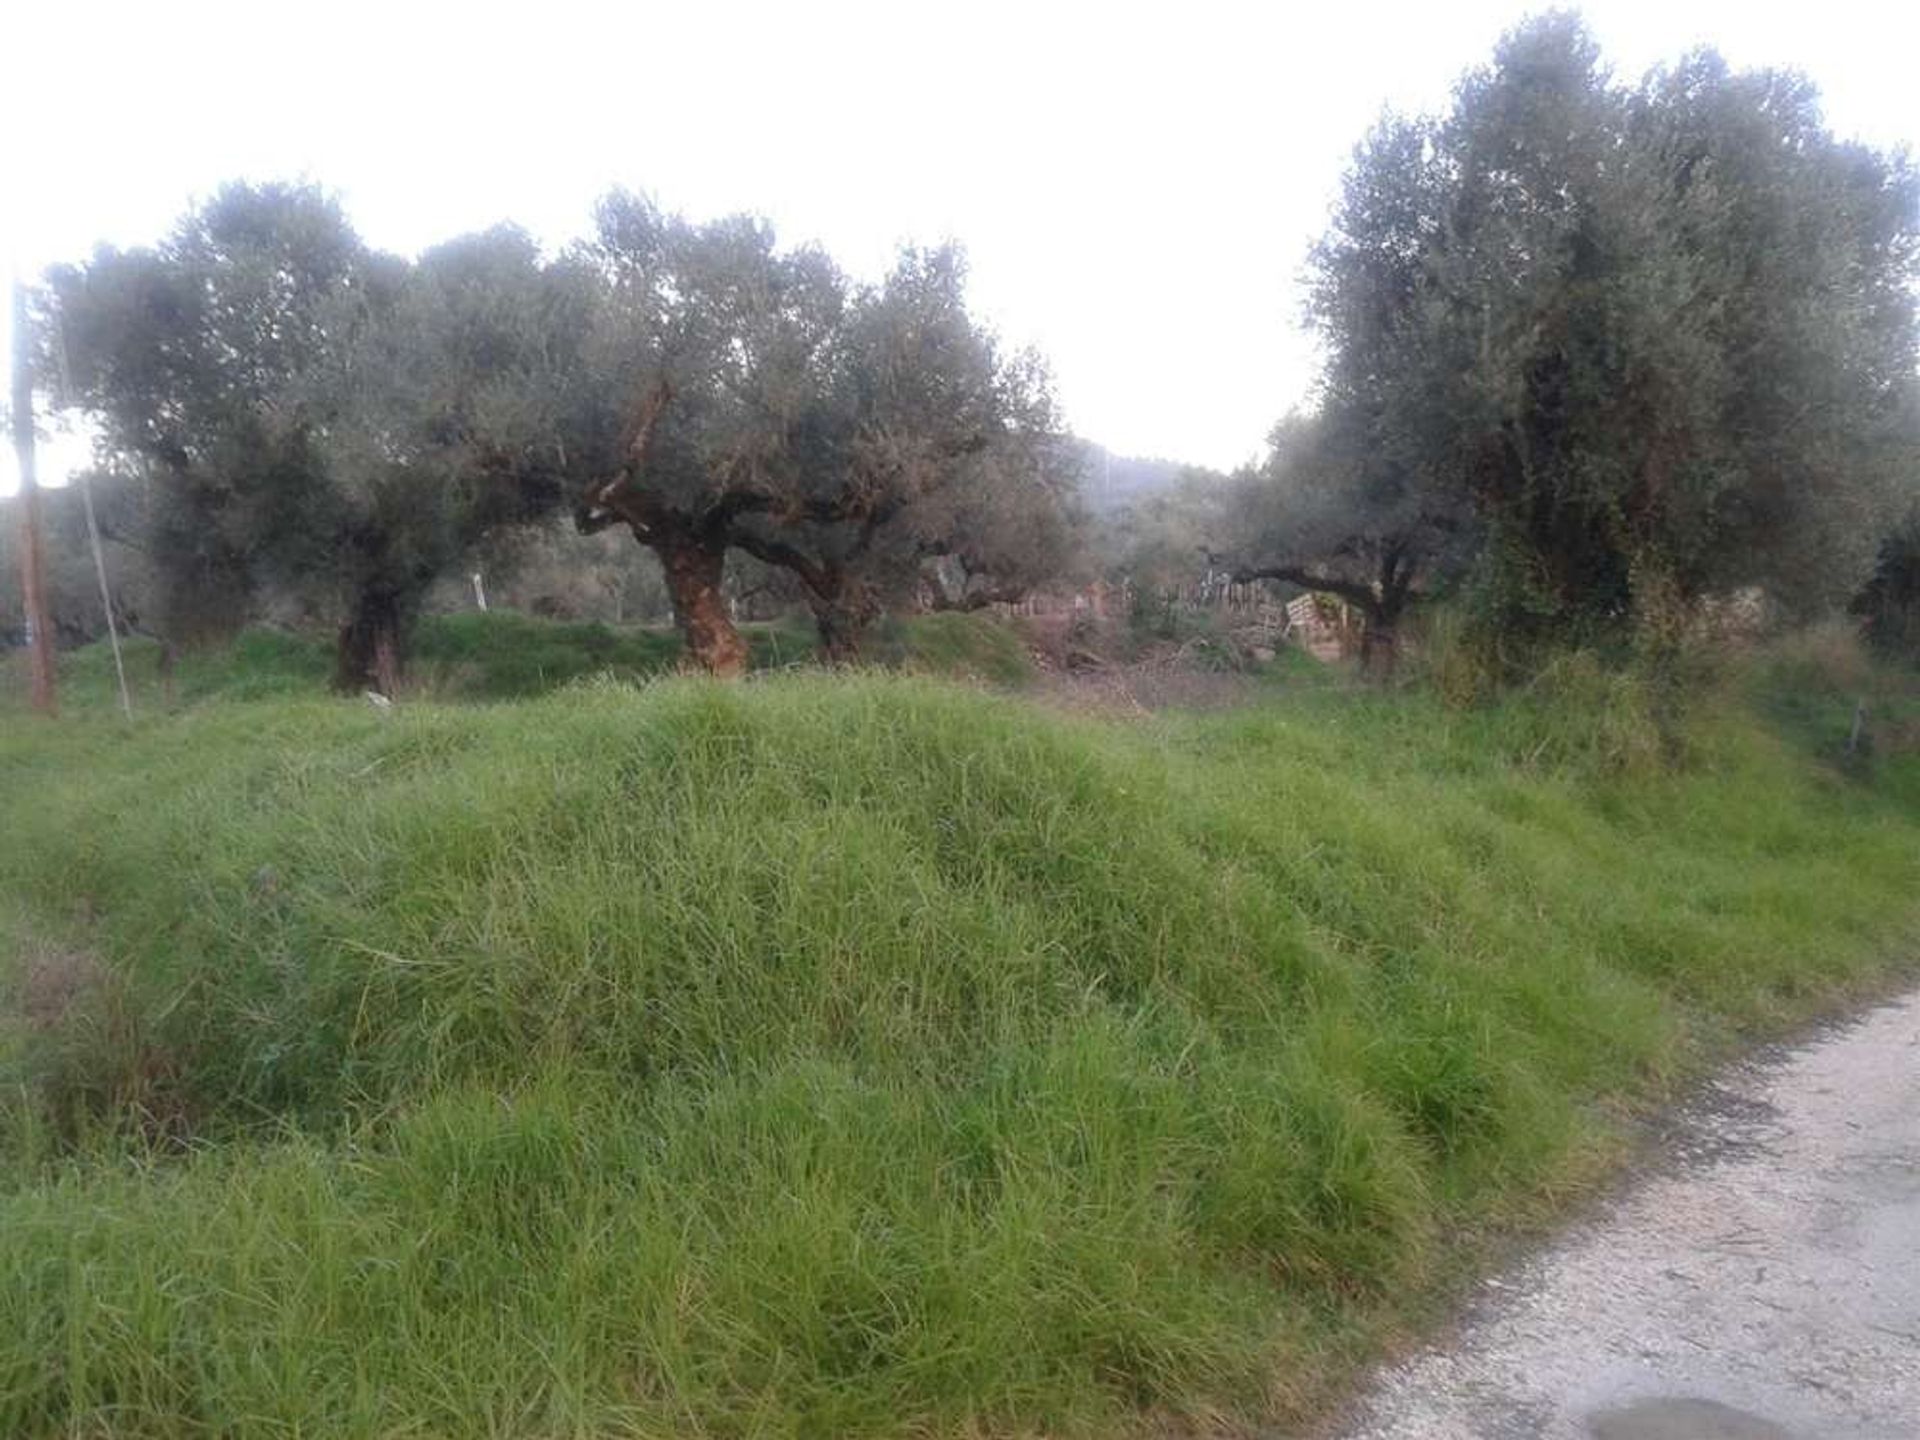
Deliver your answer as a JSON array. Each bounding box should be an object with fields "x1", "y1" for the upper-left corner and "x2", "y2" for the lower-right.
[{"x1": 3, "y1": 0, "x2": 1916, "y2": 496}]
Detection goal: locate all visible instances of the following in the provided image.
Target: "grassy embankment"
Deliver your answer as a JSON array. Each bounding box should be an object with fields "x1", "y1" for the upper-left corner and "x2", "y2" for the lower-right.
[{"x1": 1, "y1": 618, "x2": 1915, "y2": 1437}]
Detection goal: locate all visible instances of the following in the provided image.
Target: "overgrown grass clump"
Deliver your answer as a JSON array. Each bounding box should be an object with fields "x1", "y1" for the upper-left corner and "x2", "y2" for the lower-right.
[
  {"x1": 0, "y1": 659, "x2": 1915, "y2": 1437},
  {"x1": 861, "y1": 610, "x2": 1036, "y2": 687},
  {"x1": 50, "y1": 627, "x2": 336, "y2": 708}
]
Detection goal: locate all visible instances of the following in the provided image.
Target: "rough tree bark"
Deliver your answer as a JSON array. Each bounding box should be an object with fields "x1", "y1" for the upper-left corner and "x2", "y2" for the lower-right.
[
  {"x1": 334, "y1": 587, "x2": 406, "y2": 695},
  {"x1": 806, "y1": 575, "x2": 881, "y2": 665},
  {"x1": 656, "y1": 523, "x2": 749, "y2": 678},
  {"x1": 576, "y1": 379, "x2": 757, "y2": 678},
  {"x1": 728, "y1": 530, "x2": 878, "y2": 665}
]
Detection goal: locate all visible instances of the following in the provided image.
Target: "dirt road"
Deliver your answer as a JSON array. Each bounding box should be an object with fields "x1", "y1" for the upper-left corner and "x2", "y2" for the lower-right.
[{"x1": 1332, "y1": 989, "x2": 1920, "y2": 1440}]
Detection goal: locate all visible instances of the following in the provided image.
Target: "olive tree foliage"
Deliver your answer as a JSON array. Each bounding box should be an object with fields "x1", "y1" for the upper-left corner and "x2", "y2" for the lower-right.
[
  {"x1": 841, "y1": 262, "x2": 1082, "y2": 626},
  {"x1": 51, "y1": 185, "x2": 573, "y2": 691},
  {"x1": 572, "y1": 197, "x2": 1079, "y2": 670},
  {"x1": 299, "y1": 225, "x2": 581, "y2": 689},
  {"x1": 913, "y1": 384, "x2": 1089, "y2": 616},
  {"x1": 731, "y1": 259, "x2": 1082, "y2": 652},
  {"x1": 51, "y1": 184, "x2": 363, "y2": 648},
  {"x1": 51, "y1": 184, "x2": 1076, "y2": 684},
  {"x1": 1232, "y1": 14, "x2": 1919, "y2": 669},
  {"x1": 567, "y1": 195, "x2": 840, "y2": 674},
  {"x1": 1606, "y1": 55, "x2": 1918, "y2": 626},
  {"x1": 1217, "y1": 101, "x2": 1488, "y2": 671}
]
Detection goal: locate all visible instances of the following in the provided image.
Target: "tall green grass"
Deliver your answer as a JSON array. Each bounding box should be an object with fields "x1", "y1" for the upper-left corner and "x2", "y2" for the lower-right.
[
  {"x1": 0, "y1": 659, "x2": 1914, "y2": 1437},
  {"x1": 861, "y1": 611, "x2": 1036, "y2": 687},
  {"x1": 11, "y1": 609, "x2": 1019, "y2": 713}
]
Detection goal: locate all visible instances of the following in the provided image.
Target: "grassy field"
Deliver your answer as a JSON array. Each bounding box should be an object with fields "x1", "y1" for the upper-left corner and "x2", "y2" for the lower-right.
[
  {"x1": 1, "y1": 623, "x2": 1915, "y2": 1437},
  {"x1": 41, "y1": 609, "x2": 1034, "y2": 710}
]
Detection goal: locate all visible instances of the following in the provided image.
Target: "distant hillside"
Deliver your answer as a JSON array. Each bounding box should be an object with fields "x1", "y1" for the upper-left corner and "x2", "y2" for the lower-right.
[{"x1": 1075, "y1": 441, "x2": 1200, "y2": 513}]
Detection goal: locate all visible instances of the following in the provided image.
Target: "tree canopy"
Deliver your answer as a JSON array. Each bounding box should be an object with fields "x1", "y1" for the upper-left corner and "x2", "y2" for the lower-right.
[
  {"x1": 570, "y1": 198, "x2": 1080, "y2": 670},
  {"x1": 30, "y1": 21, "x2": 1916, "y2": 691},
  {"x1": 1226, "y1": 14, "x2": 1919, "y2": 668},
  {"x1": 47, "y1": 185, "x2": 1082, "y2": 682},
  {"x1": 51, "y1": 186, "x2": 573, "y2": 689}
]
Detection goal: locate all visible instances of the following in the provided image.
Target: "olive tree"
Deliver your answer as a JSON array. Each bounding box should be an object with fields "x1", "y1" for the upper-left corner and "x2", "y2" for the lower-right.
[
  {"x1": 53, "y1": 186, "x2": 573, "y2": 691},
  {"x1": 304, "y1": 225, "x2": 581, "y2": 689},
  {"x1": 727, "y1": 248, "x2": 1081, "y2": 657},
  {"x1": 572, "y1": 204, "x2": 1077, "y2": 669},
  {"x1": 1265, "y1": 16, "x2": 1919, "y2": 665},
  {"x1": 568, "y1": 195, "x2": 842, "y2": 673},
  {"x1": 51, "y1": 184, "x2": 362, "y2": 646},
  {"x1": 1222, "y1": 412, "x2": 1461, "y2": 672}
]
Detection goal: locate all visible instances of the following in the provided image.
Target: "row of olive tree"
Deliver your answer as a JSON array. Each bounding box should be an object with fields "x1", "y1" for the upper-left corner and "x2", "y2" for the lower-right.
[
  {"x1": 1219, "y1": 16, "x2": 1919, "y2": 671},
  {"x1": 49, "y1": 186, "x2": 1081, "y2": 687}
]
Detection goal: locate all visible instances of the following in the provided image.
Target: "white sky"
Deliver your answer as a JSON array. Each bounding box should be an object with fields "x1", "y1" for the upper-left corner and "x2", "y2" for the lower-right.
[{"x1": 3, "y1": 0, "x2": 1916, "y2": 498}]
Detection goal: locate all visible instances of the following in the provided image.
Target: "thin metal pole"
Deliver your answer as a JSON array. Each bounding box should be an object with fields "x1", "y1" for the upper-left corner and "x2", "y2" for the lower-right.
[{"x1": 78, "y1": 471, "x2": 131, "y2": 717}]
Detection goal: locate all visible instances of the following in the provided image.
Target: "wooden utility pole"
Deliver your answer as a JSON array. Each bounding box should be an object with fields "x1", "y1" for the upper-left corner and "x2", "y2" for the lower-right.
[{"x1": 11, "y1": 279, "x2": 57, "y2": 714}]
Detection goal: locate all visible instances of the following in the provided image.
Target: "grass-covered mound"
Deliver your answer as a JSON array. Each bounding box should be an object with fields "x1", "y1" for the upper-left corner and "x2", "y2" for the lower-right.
[{"x1": 1, "y1": 663, "x2": 1915, "y2": 1437}]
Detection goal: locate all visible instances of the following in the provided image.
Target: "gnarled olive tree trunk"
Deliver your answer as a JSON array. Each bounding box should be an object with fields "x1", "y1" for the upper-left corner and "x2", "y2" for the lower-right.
[
  {"x1": 655, "y1": 525, "x2": 749, "y2": 677},
  {"x1": 1233, "y1": 546, "x2": 1419, "y2": 681},
  {"x1": 1356, "y1": 611, "x2": 1400, "y2": 677},
  {"x1": 726, "y1": 529, "x2": 881, "y2": 665},
  {"x1": 334, "y1": 587, "x2": 406, "y2": 695},
  {"x1": 807, "y1": 591, "x2": 880, "y2": 664},
  {"x1": 576, "y1": 380, "x2": 753, "y2": 679}
]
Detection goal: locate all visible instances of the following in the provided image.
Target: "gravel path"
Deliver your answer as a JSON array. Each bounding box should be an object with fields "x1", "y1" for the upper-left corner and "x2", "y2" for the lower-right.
[{"x1": 1330, "y1": 989, "x2": 1920, "y2": 1440}]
